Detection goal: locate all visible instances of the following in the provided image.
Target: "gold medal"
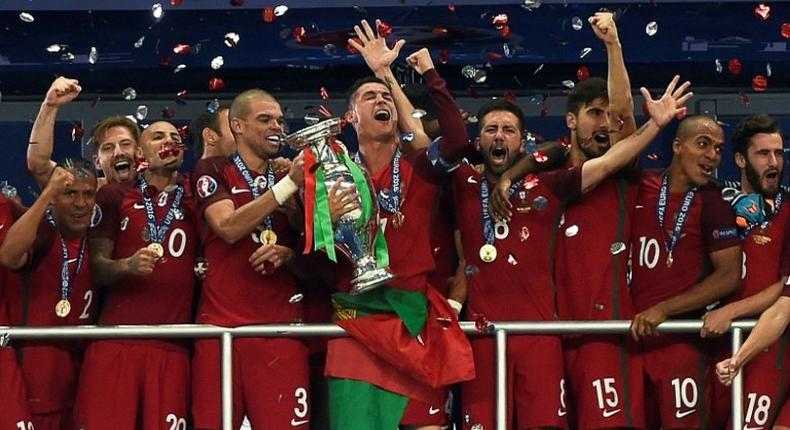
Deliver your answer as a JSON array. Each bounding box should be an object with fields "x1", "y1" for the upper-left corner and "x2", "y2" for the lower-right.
[
  {"x1": 260, "y1": 229, "x2": 278, "y2": 246},
  {"x1": 666, "y1": 251, "x2": 674, "y2": 268},
  {"x1": 479, "y1": 244, "x2": 497, "y2": 263},
  {"x1": 392, "y1": 211, "x2": 405, "y2": 228},
  {"x1": 752, "y1": 234, "x2": 772, "y2": 245},
  {"x1": 55, "y1": 299, "x2": 71, "y2": 318},
  {"x1": 147, "y1": 242, "x2": 165, "y2": 258}
]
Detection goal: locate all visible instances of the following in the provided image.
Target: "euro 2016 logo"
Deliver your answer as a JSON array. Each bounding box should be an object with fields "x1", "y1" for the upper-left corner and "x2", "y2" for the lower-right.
[{"x1": 196, "y1": 175, "x2": 218, "y2": 199}]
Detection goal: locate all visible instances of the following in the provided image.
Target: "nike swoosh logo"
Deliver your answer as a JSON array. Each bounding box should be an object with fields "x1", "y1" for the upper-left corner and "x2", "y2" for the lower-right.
[
  {"x1": 635, "y1": 205, "x2": 644, "y2": 209},
  {"x1": 557, "y1": 408, "x2": 567, "y2": 417},
  {"x1": 675, "y1": 409, "x2": 696, "y2": 419},
  {"x1": 467, "y1": 176, "x2": 478, "y2": 184},
  {"x1": 290, "y1": 418, "x2": 309, "y2": 426},
  {"x1": 744, "y1": 425, "x2": 765, "y2": 430},
  {"x1": 0, "y1": 224, "x2": 4, "y2": 230},
  {"x1": 133, "y1": 203, "x2": 146, "y2": 209},
  {"x1": 428, "y1": 407, "x2": 441, "y2": 415},
  {"x1": 602, "y1": 408, "x2": 621, "y2": 418},
  {"x1": 67, "y1": 258, "x2": 78, "y2": 264},
  {"x1": 231, "y1": 186, "x2": 251, "y2": 194}
]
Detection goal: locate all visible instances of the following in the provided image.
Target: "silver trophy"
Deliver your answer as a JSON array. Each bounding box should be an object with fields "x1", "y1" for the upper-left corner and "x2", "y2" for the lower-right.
[{"x1": 286, "y1": 118, "x2": 394, "y2": 294}]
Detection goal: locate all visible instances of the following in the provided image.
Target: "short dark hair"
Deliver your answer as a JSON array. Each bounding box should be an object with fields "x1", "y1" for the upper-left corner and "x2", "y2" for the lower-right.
[
  {"x1": 190, "y1": 105, "x2": 230, "y2": 157},
  {"x1": 402, "y1": 83, "x2": 437, "y2": 121},
  {"x1": 476, "y1": 99, "x2": 525, "y2": 136},
  {"x1": 57, "y1": 157, "x2": 96, "y2": 179},
  {"x1": 89, "y1": 116, "x2": 140, "y2": 155},
  {"x1": 732, "y1": 114, "x2": 781, "y2": 156},
  {"x1": 565, "y1": 77, "x2": 608, "y2": 116},
  {"x1": 346, "y1": 76, "x2": 390, "y2": 110}
]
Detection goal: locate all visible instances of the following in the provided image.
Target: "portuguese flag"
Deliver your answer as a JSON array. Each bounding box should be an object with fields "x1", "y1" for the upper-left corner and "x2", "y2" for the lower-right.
[{"x1": 326, "y1": 285, "x2": 475, "y2": 430}]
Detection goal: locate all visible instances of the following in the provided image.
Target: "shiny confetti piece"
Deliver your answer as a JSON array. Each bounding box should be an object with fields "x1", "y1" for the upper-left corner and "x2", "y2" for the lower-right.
[
  {"x1": 715, "y1": 58, "x2": 723, "y2": 73},
  {"x1": 474, "y1": 314, "x2": 494, "y2": 333},
  {"x1": 645, "y1": 21, "x2": 658, "y2": 36},
  {"x1": 448, "y1": 3, "x2": 456, "y2": 12},
  {"x1": 503, "y1": 43, "x2": 513, "y2": 58},
  {"x1": 487, "y1": 51, "x2": 503, "y2": 62},
  {"x1": 207, "y1": 99, "x2": 220, "y2": 113},
  {"x1": 499, "y1": 25, "x2": 511, "y2": 38},
  {"x1": 293, "y1": 27, "x2": 306, "y2": 43},
  {"x1": 377, "y1": 20, "x2": 392, "y2": 37},
  {"x1": 135, "y1": 105, "x2": 148, "y2": 120},
  {"x1": 173, "y1": 43, "x2": 191, "y2": 55},
  {"x1": 647, "y1": 153, "x2": 661, "y2": 161},
  {"x1": 135, "y1": 158, "x2": 149, "y2": 173},
  {"x1": 754, "y1": 3, "x2": 770, "y2": 20},
  {"x1": 173, "y1": 64, "x2": 186, "y2": 73},
  {"x1": 565, "y1": 225, "x2": 579, "y2": 237},
  {"x1": 47, "y1": 44, "x2": 65, "y2": 53},
  {"x1": 571, "y1": 16, "x2": 583, "y2": 31},
  {"x1": 532, "y1": 195, "x2": 548, "y2": 211},
  {"x1": 562, "y1": 80, "x2": 575, "y2": 89},
  {"x1": 782, "y1": 23, "x2": 790, "y2": 39},
  {"x1": 433, "y1": 27, "x2": 448, "y2": 37},
  {"x1": 262, "y1": 7, "x2": 275, "y2": 23},
  {"x1": 171, "y1": 0, "x2": 183, "y2": 6},
  {"x1": 579, "y1": 47, "x2": 592, "y2": 58},
  {"x1": 230, "y1": 0, "x2": 244, "y2": 5},
  {"x1": 274, "y1": 5, "x2": 288, "y2": 16},
  {"x1": 519, "y1": 226, "x2": 530, "y2": 241},
  {"x1": 320, "y1": 87, "x2": 329, "y2": 100},
  {"x1": 752, "y1": 75, "x2": 768, "y2": 92},
  {"x1": 728, "y1": 58, "x2": 742, "y2": 76},
  {"x1": 474, "y1": 69, "x2": 487, "y2": 83},
  {"x1": 411, "y1": 109, "x2": 426, "y2": 119},
  {"x1": 492, "y1": 13, "x2": 509, "y2": 29},
  {"x1": 533, "y1": 64, "x2": 544, "y2": 75},
  {"x1": 521, "y1": 0, "x2": 541, "y2": 12},
  {"x1": 507, "y1": 254, "x2": 517, "y2": 265},
  {"x1": 318, "y1": 105, "x2": 333, "y2": 118},
  {"x1": 152, "y1": 3, "x2": 163, "y2": 19},
  {"x1": 19, "y1": 12, "x2": 34, "y2": 23},
  {"x1": 88, "y1": 47, "x2": 98, "y2": 64},
  {"x1": 461, "y1": 65, "x2": 477, "y2": 79},
  {"x1": 122, "y1": 87, "x2": 137, "y2": 101},
  {"x1": 61, "y1": 52, "x2": 75, "y2": 62},
  {"x1": 610, "y1": 242, "x2": 626, "y2": 255},
  {"x1": 177, "y1": 124, "x2": 189, "y2": 141},
  {"x1": 533, "y1": 151, "x2": 548, "y2": 163},
  {"x1": 577, "y1": 66, "x2": 590, "y2": 81},
  {"x1": 71, "y1": 124, "x2": 84, "y2": 141},
  {"x1": 224, "y1": 32, "x2": 240, "y2": 48},
  {"x1": 208, "y1": 77, "x2": 225, "y2": 91},
  {"x1": 211, "y1": 56, "x2": 224, "y2": 70},
  {"x1": 523, "y1": 173, "x2": 539, "y2": 190},
  {"x1": 767, "y1": 63, "x2": 772, "y2": 77},
  {"x1": 289, "y1": 293, "x2": 304, "y2": 304}
]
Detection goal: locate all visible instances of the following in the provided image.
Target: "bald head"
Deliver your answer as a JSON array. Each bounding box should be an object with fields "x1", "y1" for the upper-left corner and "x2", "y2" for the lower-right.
[
  {"x1": 230, "y1": 89, "x2": 278, "y2": 124},
  {"x1": 676, "y1": 115, "x2": 722, "y2": 142}
]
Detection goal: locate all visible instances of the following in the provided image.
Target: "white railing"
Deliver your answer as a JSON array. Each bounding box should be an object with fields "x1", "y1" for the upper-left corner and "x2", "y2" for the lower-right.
[{"x1": 0, "y1": 320, "x2": 756, "y2": 430}]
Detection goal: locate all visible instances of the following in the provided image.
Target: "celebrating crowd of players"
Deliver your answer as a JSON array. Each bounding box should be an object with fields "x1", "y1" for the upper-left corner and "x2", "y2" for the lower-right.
[{"x1": 0, "y1": 13, "x2": 788, "y2": 430}]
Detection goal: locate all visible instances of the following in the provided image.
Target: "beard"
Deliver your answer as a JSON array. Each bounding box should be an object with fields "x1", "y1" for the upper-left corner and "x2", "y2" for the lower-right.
[
  {"x1": 745, "y1": 159, "x2": 780, "y2": 197},
  {"x1": 574, "y1": 130, "x2": 606, "y2": 160}
]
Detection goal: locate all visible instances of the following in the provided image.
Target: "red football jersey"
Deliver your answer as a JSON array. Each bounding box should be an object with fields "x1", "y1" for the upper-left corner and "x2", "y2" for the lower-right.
[
  {"x1": 556, "y1": 170, "x2": 641, "y2": 320},
  {"x1": 0, "y1": 196, "x2": 25, "y2": 326},
  {"x1": 192, "y1": 156, "x2": 302, "y2": 326},
  {"x1": 91, "y1": 177, "x2": 198, "y2": 325},
  {"x1": 453, "y1": 163, "x2": 581, "y2": 321},
  {"x1": 630, "y1": 171, "x2": 740, "y2": 313},
  {"x1": 427, "y1": 186, "x2": 457, "y2": 298}
]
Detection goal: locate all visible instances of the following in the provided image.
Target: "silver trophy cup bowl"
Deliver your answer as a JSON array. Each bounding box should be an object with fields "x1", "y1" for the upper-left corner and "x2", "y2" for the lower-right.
[{"x1": 286, "y1": 118, "x2": 395, "y2": 294}]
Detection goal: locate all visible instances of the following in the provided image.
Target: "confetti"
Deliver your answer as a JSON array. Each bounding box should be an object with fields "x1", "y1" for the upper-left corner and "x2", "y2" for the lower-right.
[
  {"x1": 503, "y1": 43, "x2": 513, "y2": 58},
  {"x1": 610, "y1": 242, "x2": 626, "y2": 255},
  {"x1": 571, "y1": 16, "x2": 583, "y2": 31},
  {"x1": 645, "y1": 21, "x2": 658, "y2": 36},
  {"x1": 377, "y1": 20, "x2": 392, "y2": 37},
  {"x1": 782, "y1": 23, "x2": 790, "y2": 39},
  {"x1": 433, "y1": 27, "x2": 449, "y2": 37},
  {"x1": 504, "y1": 91, "x2": 516, "y2": 103},
  {"x1": 523, "y1": 173, "x2": 540, "y2": 190},
  {"x1": 533, "y1": 64, "x2": 544, "y2": 75},
  {"x1": 533, "y1": 151, "x2": 548, "y2": 163},
  {"x1": 728, "y1": 58, "x2": 742, "y2": 76},
  {"x1": 752, "y1": 75, "x2": 768, "y2": 92},
  {"x1": 293, "y1": 27, "x2": 306, "y2": 43},
  {"x1": 767, "y1": 63, "x2": 772, "y2": 77},
  {"x1": 289, "y1": 293, "x2": 304, "y2": 304},
  {"x1": 448, "y1": 3, "x2": 456, "y2": 12},
  {"x1": 461, "y1": 65, "x2": 477, "y2": 79},
  {"x1": 323, "y1": 43, "x2": 337, "y2": 56},
  {"x1": 411, "y1": 109, "x2": 426, "y2": 119},
  {"x1": 492, "y1": 13, "x2": 509, "y2": 29},
  {"x1": 161, "y1": 106, "x2": 175, "y2": 119},
  {"x1": 439, "y1": 49, "x2": 450, "y2": 64},
  {"x1": 224, "y1": 32, "x2": 240, "y2": 48},
  {"x1": 152, "y1": 3, "x2": 163, "y2": 19},
  {"x1": 647, "y1": 153, "x2": 661, "y2": 161},
  {"x1": 61, "y1": 52, "x2": 75, "y2": 62},
  {"x1": 262, "y1": 7, "x2": 275, "y2": 23},
  {"x1": 122, "y1": 87, "x2": 137, "y2": 101},
  {"x1": 738, "y1": 92, "x2": 751, "y2": 107},
  {"x1": 173, "y1": 44, "x2": 191, "y2": 55},
  {"x1": 173, "y1": 64, "x2": 186, "y2": 73},
  {"x1": 473, "y1": 70, "x2": 487, "y2": 83},
  {"x1": 474, "y1": 314, "x2": 494, "y2": 333},
  {"x1": 579, "y1": 47, "x2": 592, "y2": 58},
  {"x1": 754, "y1": 3, "x2": 770, "y2": 21},
  {"x1": 19, "y1": 12, "x2": 34, "y2": 23},
  {"x1": 47, "y1": 44, "x2": 66, "y2": 53},
  {"x1": 320, "y1": 87, "x2": 329, "y2": 100},
  {"x1": 171, "y1": 0, "x2": 183, "y2": 6},
  {"x1": 562, "y1": 80, "x2": 575, "y2": 89},
  {"x1": 507, "y1": 254, "x2": 517, "y2": 265},
  {"x1": 519, "y1": 226, "x2": 530, "y2": 241},
  {"x1": 402, "y1": 132, "x2": 415, "y2": 143},
  {"x1": 207, "y1": 99, "x2": 220, "y2": 113},
  {"x1": 565, "y1": 225, "x2": 579, "y2": 237},
  {"x1": 88, "y1": 47, "x2": 98, "y2": 64},
  {"x1": 72, "y1": 124, "x2": 85, "y2": 141},
  {"x1": 715, "y1": 58, "x2": 723, "y2": 73},
  {"x1": 521, "y1": 0, "x2": 541, "y2": 12},
  {"x1": 274, "y1": 5, "x2": 288, "y2": 17},
  {"x1": 500, "y1": 25, "x2": 511, "y2": 38},
  {"x1": 576, "y1": 66, "x2": 590, "y2": 81},
  {"x1": 208, "y1": 77, "x2": 225, "y2": 91},
  {"x1": 211, "y1": 56, "x2": 224, "y2": 70},
  {"x1": 135, "y1": 105, "x2": 148, "y2": 120}
]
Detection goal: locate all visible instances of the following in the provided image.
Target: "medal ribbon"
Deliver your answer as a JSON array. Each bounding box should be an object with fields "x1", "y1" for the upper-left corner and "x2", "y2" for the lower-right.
[
  {"x1": 480, "y1": 178, "x2": 522, "y2": 245},
  {"x1": 657, "y1": 174, "x2": 697, "y2": 261},
  {"x1": 231, "y1": 152, "x2": 275, "y2": 230},
  {"x1": 46, "y1": 210, "x2": 87, "y2": 301},
  {"x1": 355, "y1": 148, "x2": 402, "y2": 214},
  {"x1": 138, "y1": 176, "x2": 185, "y2": 244}
]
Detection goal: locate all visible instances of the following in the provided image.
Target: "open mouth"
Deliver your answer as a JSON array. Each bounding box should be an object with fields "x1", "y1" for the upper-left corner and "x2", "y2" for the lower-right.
[
  {"x1": 266, "y1": 135, "x2": 283, "y2": 145},
  {"x1": 592, "y1": 131, "x2": 610, "y2": 145},
  {"x1": 490, "y1": 146, "x2": 508, "y2": 163},
  {"x1": 374, "y1": 109, "x2": 391, "y2": 121},
  {"x1": 699, "y1": 164, "x2": 714, "y2": 176},
  {"x1": 765, "y1": 170, "x2": 779, "y2": 183},
  {"x1": 114, "y1": 159, "x2": 131, "y2": 175}
]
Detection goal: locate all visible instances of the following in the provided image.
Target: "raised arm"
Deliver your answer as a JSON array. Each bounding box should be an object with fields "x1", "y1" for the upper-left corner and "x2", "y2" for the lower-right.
[
  {"x1": 717, "y1": 295, "x2": 790, "y2": 386},
  {"x1": 28, "y1": 77, "x2": 81, "y2": 188},
  {"x1": 406, "y1": 48, "x2": 469, "y2": 162},
  {"x1": 581, "y1": 75, "x2": 692, "y2": 193},
  {"x1": 204, "y1": 153, "x2": 304, "y2": 244},
  {"x1": 589, "y1": 12, "x2": 636, "y2": 142},
  {"x1": 0, "y1": 168, "x2": 73, "y2": 270},
  {"x1": 349, "y1": 19, "x2": 432, "y2": 152}
]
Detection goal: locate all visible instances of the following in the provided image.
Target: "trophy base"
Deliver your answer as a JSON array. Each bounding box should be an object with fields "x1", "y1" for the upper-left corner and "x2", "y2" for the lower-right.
[{"x1": 350, "y1": 268, "x2": 395, "y2": 295}]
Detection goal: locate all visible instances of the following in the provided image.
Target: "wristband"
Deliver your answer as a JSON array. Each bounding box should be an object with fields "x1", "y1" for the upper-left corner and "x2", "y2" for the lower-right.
[
  {"x1": 447, "y1": 299, "x2": 463, "y2": 314},
  {"x1": 271, "y1": 175, "x2": 298, "y2": 205}
]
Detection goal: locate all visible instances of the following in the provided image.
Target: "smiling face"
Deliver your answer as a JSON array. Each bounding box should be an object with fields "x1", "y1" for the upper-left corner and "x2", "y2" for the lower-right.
[
  {"x1": 673, "y1": 118, "x2": 725, "y2": 187},
  {"x1": 567, "y1": 97, "x2": 611, "y2": 159},
  {"x1": 231, "y1": 97, "x2": 285, "y2": 160},
  {"x1": 94, "y1": 125, "x2": 141, "y2": 183},
  {"x1": 737, "y1": 132, "x2": 784, "y2": 197},
  {"x1": 346, "y1": 81, "x2": 399, "y2": 142},
  {"x1": 476, "y1": 110, "x2": 524, "y2": 177}
]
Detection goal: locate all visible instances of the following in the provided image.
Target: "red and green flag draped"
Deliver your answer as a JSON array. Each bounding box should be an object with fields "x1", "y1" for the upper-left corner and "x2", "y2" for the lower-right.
[
  {"x1": 326, "y1": 286, "x2": 476, "y2": 430},
  {"x1": 302, "y1": 138, "x2": 388, "y2": 267}
]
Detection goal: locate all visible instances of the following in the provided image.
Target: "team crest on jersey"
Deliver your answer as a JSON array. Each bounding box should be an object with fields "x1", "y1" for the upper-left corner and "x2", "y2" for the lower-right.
[
  {"x1": 120, "y1": 216, "x2": 129, "y2": 231},
  {"x1": 196, "y1": 175, "x2": 218, "y2": 199},
  {"x1": 90, "y1": 204, "x2": 102, "y2": 227}
]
